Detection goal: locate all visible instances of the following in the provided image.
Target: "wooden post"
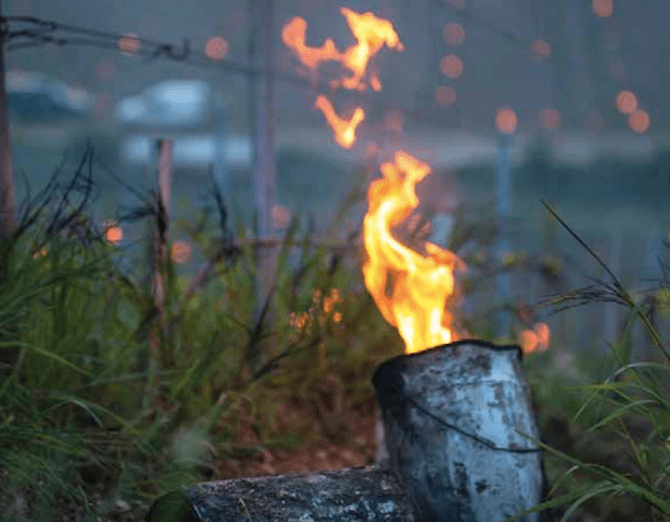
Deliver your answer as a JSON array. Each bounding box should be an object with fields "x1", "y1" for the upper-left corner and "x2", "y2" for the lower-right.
[
  {"x1": 0, "y1": 0, "x2": 15, "y2": 259},
  {"x1": 249, "y1": 0, "x2": 276, "y2": 333},
  {"x1": 150, "y1": 139, "x2": 172, "y2": 375}
]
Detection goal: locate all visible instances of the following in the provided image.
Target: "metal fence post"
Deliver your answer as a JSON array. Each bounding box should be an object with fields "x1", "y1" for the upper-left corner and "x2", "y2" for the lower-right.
[{"x1": 495, "y1": 133, "x2": 513, "y2": 338}]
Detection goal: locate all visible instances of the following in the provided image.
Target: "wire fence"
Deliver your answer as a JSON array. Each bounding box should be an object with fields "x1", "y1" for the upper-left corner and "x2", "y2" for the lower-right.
[{"x1": 3, "y1": 5, "x2": 668, "y2": 361}]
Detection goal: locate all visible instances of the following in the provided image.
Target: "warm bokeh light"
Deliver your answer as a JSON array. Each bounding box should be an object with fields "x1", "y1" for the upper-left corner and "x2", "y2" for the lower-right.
[
  {"x1": 104, "y1": 222, "x2": 123, "y2": 245},
  {"x1": 435, "y1": 85, "x2": 456, "y2": 107},
  {"x1": 615, "y1": 90, "x2": 638, "y2": 115},
  {"x1": 520, "y1": 322, "x2": 550, "y2": 354},
  {"x1": 314, "y1": 95, "x2": 365, "y2": 148},
  {"x1": 118, "y1": 33, "x2": 141, "y2": 55},
  {"x1": 585, "y1": 110, "x2": 605, "y2": 132},
  {"x1": 495, "y1": 107, "x2": 518, "y2": 134},
  {"x1": 529, "y1": 39, "x2": 551, "y2": 63},
  {"x1": 443, "y1": 22, "x2": 465, "y2": 45},
  {"x1": 205, "y1": 36, "x2": 229, "y2": 60},
  {"x1": 592, "y1": 0, "x2": 613, "y2": 17},
  {"x1": 440, "y1": 54, "x2": 463, "y2": 79},
  {"x1": 33, "y1": 247, "x2": 47, "y2": 259},
  {"x1": 628, "y1": 109, "x2": 650, "y2": 134},
  {"x1": 540, "y1": 108, "x2": 561, "y2": 130},
  {"x1": 383, "y1": 109, "x2": 404, "y2": 133},
  {"x1": 171, "y1": 241, "x2": 192, "y2": 264},
  {"x1": 271, "y1": 204, "x2": 292, "y2": 229}
]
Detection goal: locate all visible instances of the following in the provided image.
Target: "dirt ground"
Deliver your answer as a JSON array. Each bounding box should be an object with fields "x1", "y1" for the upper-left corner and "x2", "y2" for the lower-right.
[{"x1": 215, "y1": 409, "x2": 378, "y2": 480}]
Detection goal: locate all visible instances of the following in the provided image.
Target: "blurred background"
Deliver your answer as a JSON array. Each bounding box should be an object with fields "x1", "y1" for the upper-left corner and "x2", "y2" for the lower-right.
[{"x1": 3, "y1": 0, "x2": 670, "y2": 352}]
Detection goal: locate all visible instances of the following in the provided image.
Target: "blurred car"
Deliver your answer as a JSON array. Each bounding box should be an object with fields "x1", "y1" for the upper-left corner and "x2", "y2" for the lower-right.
[{"x1": 6, "y1": 69, "x2": 94, "y2": 123}]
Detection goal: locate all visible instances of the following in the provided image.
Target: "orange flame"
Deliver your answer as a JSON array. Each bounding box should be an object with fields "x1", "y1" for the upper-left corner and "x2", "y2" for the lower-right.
[
  {"x1": 520, "y1": 322, "x2": 550, "y2": 353},
  {"x1": 314, "y1": 95, "x2": 365, "y2": 149},
  {"x1": 281, "y1": 8, "x2": 403, "y2": 91},
  {"x1": 362, "y1": 151, "x2": 465, "y2": 354}
]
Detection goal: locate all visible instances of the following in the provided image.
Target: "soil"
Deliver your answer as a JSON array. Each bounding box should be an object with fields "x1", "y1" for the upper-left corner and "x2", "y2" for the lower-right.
[{"x1": 214, "y1": 409, "x2": 377, "y2": 479}]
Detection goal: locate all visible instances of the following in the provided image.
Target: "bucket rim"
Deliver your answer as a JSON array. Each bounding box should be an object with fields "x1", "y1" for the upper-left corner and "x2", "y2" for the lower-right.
[{"x1": 371, "y1": 339, "x2": 522, "y2": 390}]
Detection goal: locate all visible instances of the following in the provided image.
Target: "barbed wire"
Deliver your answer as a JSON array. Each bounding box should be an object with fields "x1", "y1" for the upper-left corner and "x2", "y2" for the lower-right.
[
  {"x1": 0, "y1": 12, "x2": 654, "y2": 130},
  {"x1": 0, "y1": 13, "x2": 559, "y2": 133},
  {"x1": 0, "y1": 14, "x2": 443, "y2": 129}
]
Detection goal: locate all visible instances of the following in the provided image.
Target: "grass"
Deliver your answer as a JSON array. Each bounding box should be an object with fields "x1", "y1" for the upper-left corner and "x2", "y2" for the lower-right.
[
  {"x1": 2, "y1": 144, "x2": 669, "y2": 521},
  {"x1": 0, "y1": 145, "x2": 404, "y2": 521},
  {"x1": 510, "y1": 203, "x2": 670, "y2": 522}
]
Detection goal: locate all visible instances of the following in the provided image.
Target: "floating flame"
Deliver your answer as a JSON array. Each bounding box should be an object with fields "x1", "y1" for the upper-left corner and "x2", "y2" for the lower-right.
[
  {"x1": 281, "y1": 8, "x2": 403, "y2": 91},
  {"x1": 282, "y1": 9, "x2": 401, "y2": 148},
  {"x1": 314, "y1": 95, "x2": 365, "y2": 149},
  {"x1": 362, "y1": 151, "x2": 465, "y2": 354}
]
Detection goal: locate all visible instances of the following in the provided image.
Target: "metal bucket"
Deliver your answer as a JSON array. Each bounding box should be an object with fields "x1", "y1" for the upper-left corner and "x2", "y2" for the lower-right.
[{"x1": 373, "y1": 340, "x2": 544, "y2": 522}]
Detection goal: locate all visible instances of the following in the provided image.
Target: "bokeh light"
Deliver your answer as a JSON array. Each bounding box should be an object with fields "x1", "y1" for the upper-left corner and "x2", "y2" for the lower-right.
[
  {"x1": 171, "y1": 241, "x2": 192, "y2": 264},
  {"x1": 118, "y1": 33, "x2": 141, "y2": 55},
  {"x1": 435, "y1": 86, "x2": 457, "y2": 107},
  {"x1": 520, "y1": 322, "x2": 550, "y2": 353},
  {"x1": 529, "y1": 39, "x2": 551, "y2": 63},
  {"x1": 540, "y1": 108, "x2": 561, "y2": 129},
  {"x1": 205, "y1": 36, "x2": 229, "y2": 60},
  {"x1": 440, "y1": 54, "x2": 463, "y2": 79},
  {"x1": 103, "y1": 221, "x2": 123, "y2": 245},
  {"x1": 443, "y1": 22, "x2": 465, "y2": 46},
  {"x1": 615, "y1": 90, "x2": 638, "y2": 115},
  {"x1": 592, "y1": 0, "x2": 613, "y2": 18},
  {"x1": 495, "y1": 107, "x2": 517, "y2": 134},
  {"x1": 628, "y1": 109, "x2": 650, "y2": 134}
]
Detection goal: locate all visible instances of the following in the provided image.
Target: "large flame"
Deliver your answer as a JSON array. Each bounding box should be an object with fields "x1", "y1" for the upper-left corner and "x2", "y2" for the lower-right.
[
  {"x1": 314, "y1": 95, "x2": 365, "y2": 149},
  {"x1": 282, "y1": 8, "x2": 403, "y2": 92},
  {"x1": 362, "y1": 151, "x2": 465, "y2": 354}
]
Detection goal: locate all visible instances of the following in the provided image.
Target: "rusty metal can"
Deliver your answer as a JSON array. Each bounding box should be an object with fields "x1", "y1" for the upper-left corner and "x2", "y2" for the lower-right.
[{"x1": 373, "y1": 340, "x2": 544, "y2": 522}]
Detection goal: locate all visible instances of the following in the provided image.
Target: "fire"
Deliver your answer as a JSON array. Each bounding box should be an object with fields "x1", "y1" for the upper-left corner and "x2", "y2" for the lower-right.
[
  {"x1": 362, "y1": 151, "x2": 465, "y2": 354},
  {"x1": 283, "y1": 8, "x2": 465, "y2": 354},
  {"x1": 282, "y1": 8, "x2": 403, "y2": 92},
  {"x1": 282, "y1": 8, "x2": 402, "y2": 149},
  {"x1": 336, "y1": 8, "x2": 404, "y2": 91},
  {"x1": 314, "y1": 95, "x2": 365, "y2": 149},
  {"x1": 520, "y1": 322, "x2": 550, "y2": 354}
]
